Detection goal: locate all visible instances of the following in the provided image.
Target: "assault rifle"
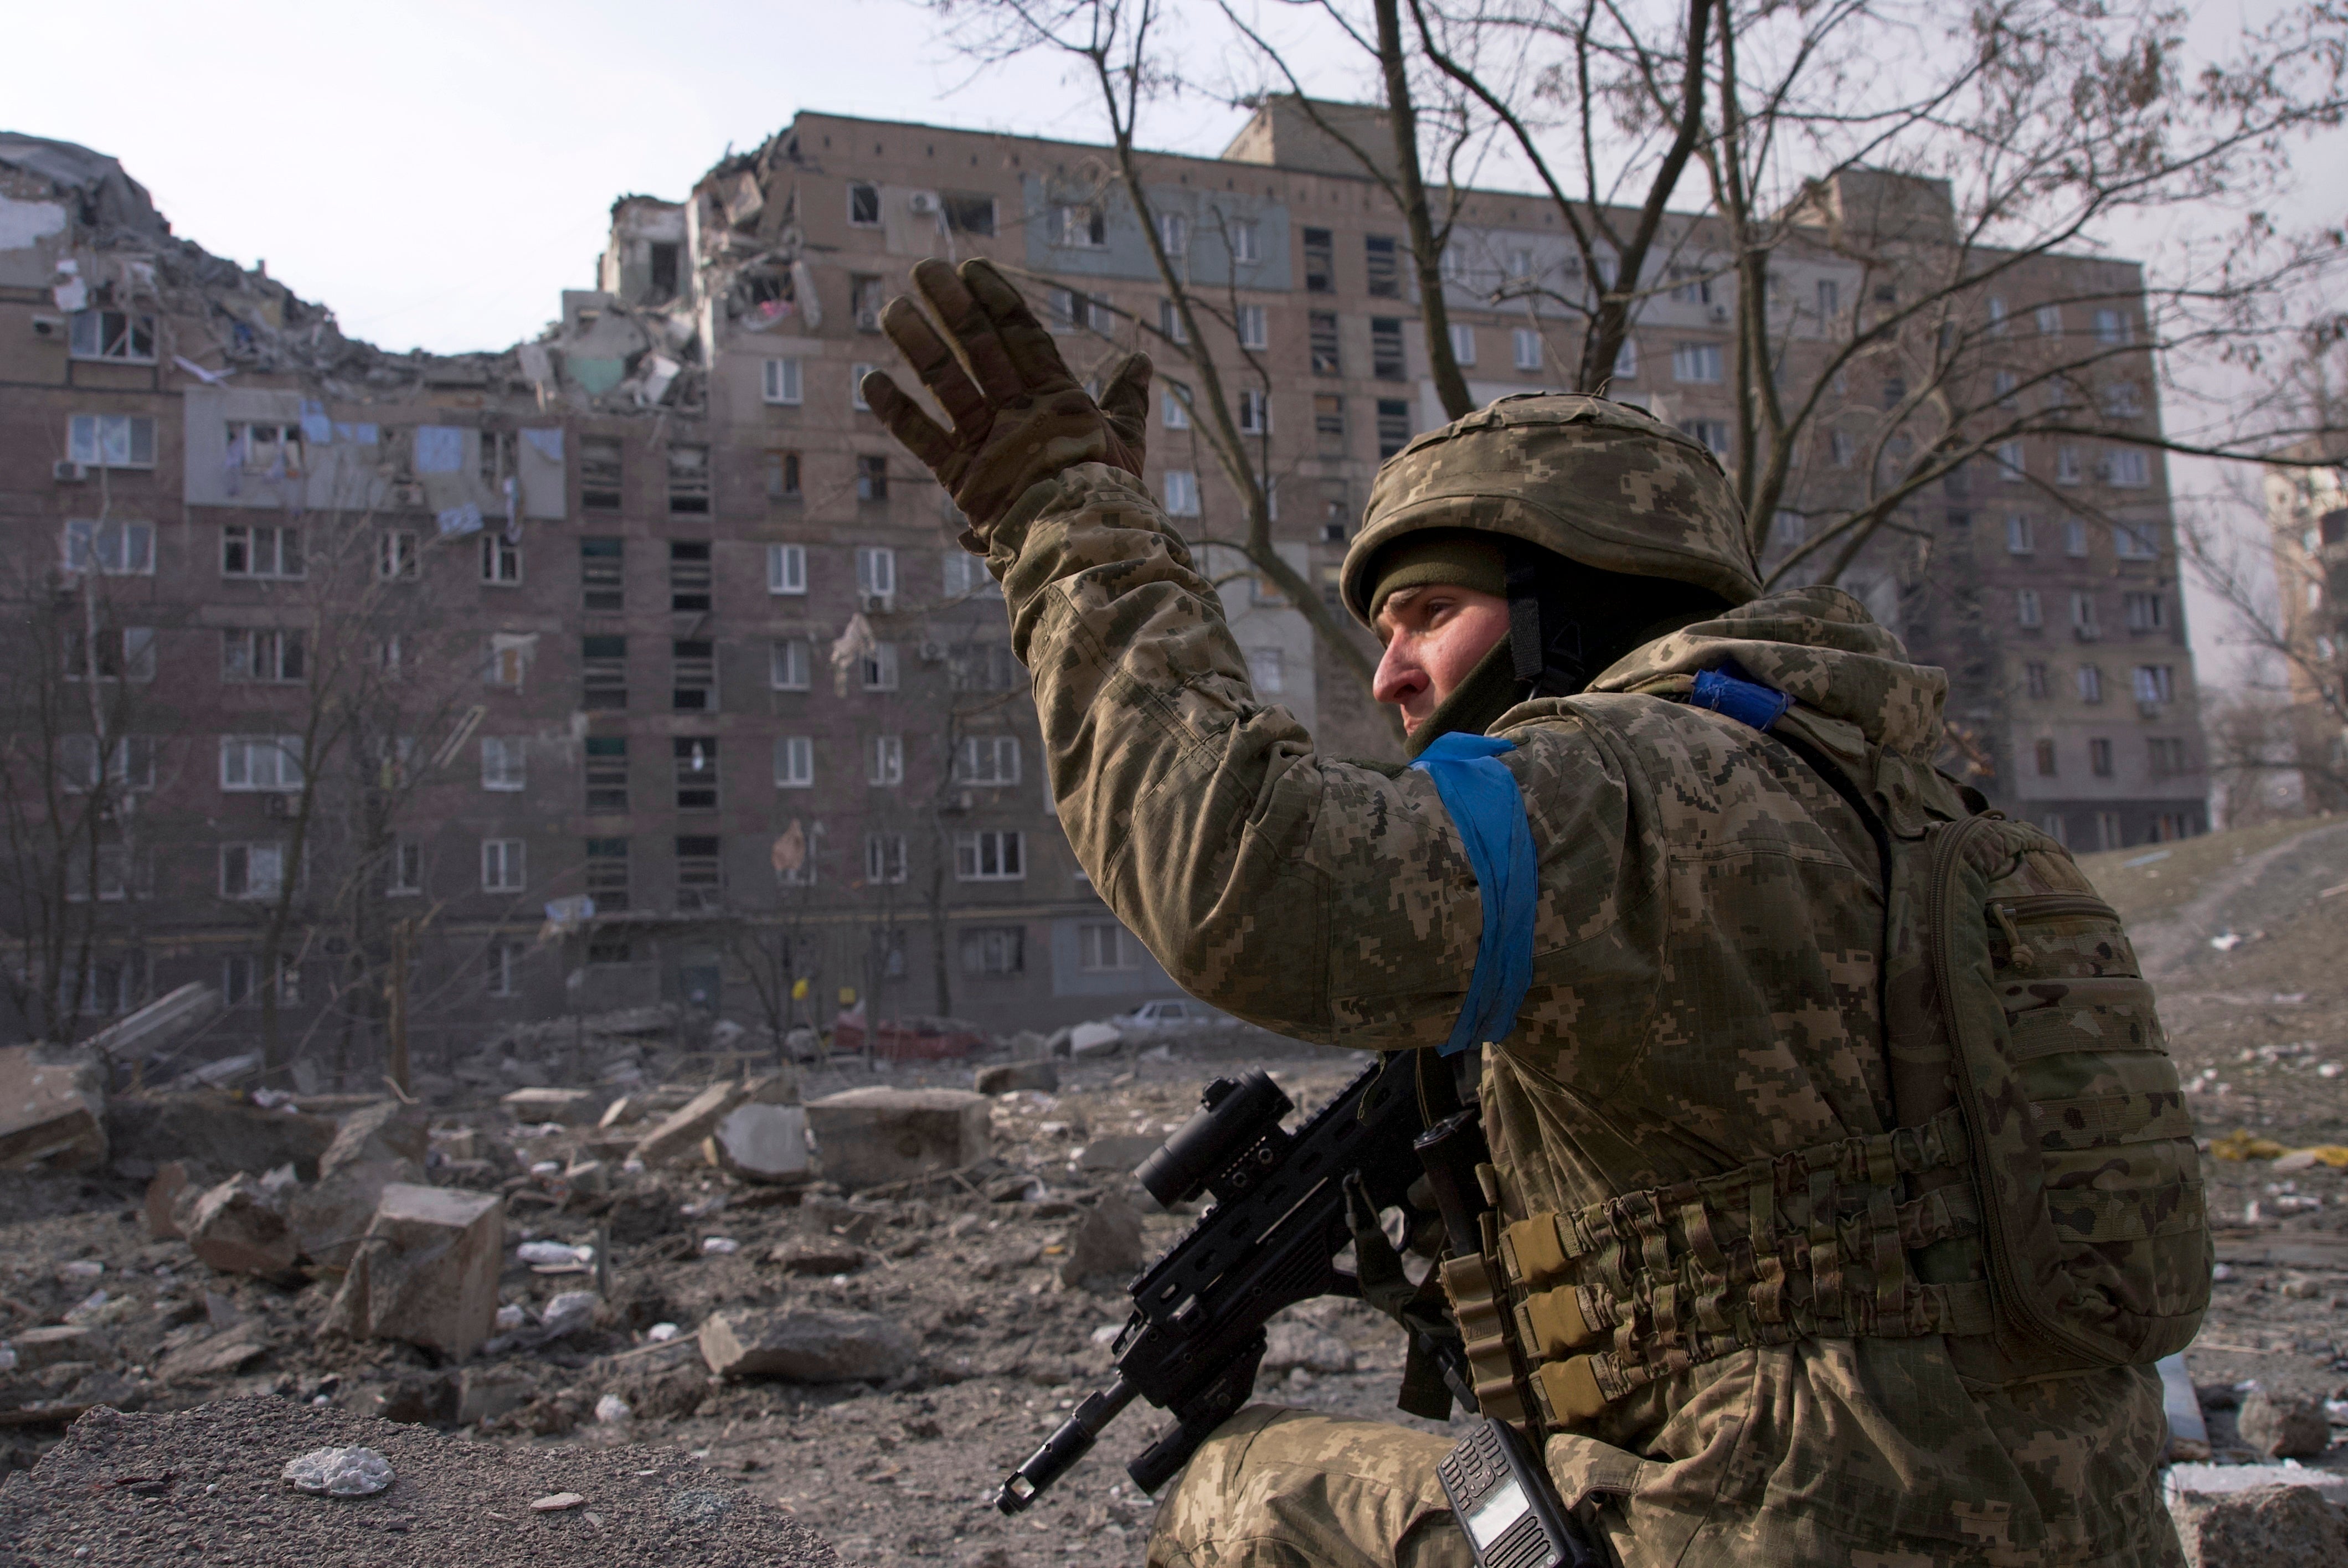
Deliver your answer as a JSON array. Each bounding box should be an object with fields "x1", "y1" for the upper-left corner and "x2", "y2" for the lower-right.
[{"x1": 994, "y1": 1050, "x2": 1438, "y2": 1510}]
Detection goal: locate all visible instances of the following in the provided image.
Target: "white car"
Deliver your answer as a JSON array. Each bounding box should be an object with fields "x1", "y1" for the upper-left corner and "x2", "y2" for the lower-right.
[{"x1": 1114, "y1": 998, "x2": 1229, "y2": 1031}]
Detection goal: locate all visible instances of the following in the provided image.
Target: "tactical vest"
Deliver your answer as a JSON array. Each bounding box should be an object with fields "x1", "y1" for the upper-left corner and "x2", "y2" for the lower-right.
[{"x1": 1441, "y1": 688, "x2": 2212, "y2": 1432}]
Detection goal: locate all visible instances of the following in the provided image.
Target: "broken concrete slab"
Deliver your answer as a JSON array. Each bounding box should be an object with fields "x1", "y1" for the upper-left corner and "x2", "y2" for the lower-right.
[
  {"x1": 317, "y1": 1100, "x2": 427, "y2": 1179},
  {"x1": 802, "y1": 1087, "x2": 989, "y2": 1191},
  {"x1": 79, "y1": 983, "x2": 220, "y2": 1062},
  {"x1": 107, "y1": 1092, "x2": 336, "y2": 1182},
  {"x1": 2167, "y1": 1482, "x2": 2348, "y2": 1567},
  {"x1": 155, "y1": 1327, "x2": 269, "y2": 1384},
  {"x1": 697, "y1": 1308, "x2": 914, "y2": 1383},
  {"x1": 633, "y1": 1080, "x2": 742, "y2": 1167},
  {"x1": 2236, "y1": 1386, "x2": 2330, "y2": 1458},
  {"x1": 1057, "y1": 1194, "x2": 1145, "y2": 1291},
  {"x1": 187, "y1": 1173, "x2": 300, "y2": 1279},
  {"x1": 0, "y1": 1046, "x2": 106, "y2": 1172},
  {"x1": 456, "y1": 1364, "x2": 535, "y2": 1426},
  {"x1": 284, "y1": 1157, "x2": 421, "y2": 1268},
  {"x1": 712, "y1": 1102, "x2": 809, "y2": 1183},
  {"x1": 6, "y1": 1327, "x2": 95, "y2": 1372},
  {"x1": 974, "y1": 1060, "x2": 1059, "y2": 1095},
  {"x1": 141, "y1": 1160, "x2": 204, "y2": 1241},
  {"x1": 500, "y1": 1086, "x2": 603, "y2": 1126},
  {"x1": 1075, "y1": 1132, "x2": 1161, "y2": 1174},
  {"x1": 321, "y1": 1184, "x2": 504, "y2": 1360}
]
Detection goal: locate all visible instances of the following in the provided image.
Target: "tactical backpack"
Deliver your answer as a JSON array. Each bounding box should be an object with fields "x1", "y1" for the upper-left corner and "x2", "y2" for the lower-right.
[{"x1": 1452, "y1": 718, "x2": 2211, "y2": 1426}]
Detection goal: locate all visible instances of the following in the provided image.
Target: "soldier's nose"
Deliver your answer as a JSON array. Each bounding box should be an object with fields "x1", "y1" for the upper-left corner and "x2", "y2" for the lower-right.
[{"x1": 1371, "y1": 641, "x2": 1427, "y2": 707}]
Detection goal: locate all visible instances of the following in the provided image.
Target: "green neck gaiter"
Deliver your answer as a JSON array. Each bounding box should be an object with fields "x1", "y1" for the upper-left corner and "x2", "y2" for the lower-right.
[{"x1": 1402, "y1": 638, "x2": 1525, "y2": 760}]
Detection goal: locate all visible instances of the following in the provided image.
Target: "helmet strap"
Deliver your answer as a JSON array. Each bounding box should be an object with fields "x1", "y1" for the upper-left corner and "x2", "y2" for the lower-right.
[{"x1": 1506, "y1": 541, "x2": 1588, "y2": 699}]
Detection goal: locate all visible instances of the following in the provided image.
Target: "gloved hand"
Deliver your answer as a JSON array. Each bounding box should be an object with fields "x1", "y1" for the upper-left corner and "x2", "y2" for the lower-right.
[{"x1": 859, "y1": 257, "x2": 1151, "y2": 552}]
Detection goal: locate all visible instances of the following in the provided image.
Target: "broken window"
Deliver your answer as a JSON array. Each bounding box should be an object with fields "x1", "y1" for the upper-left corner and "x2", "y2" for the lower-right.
[
  {"x1": 852, "y1": 276, "x2": 885, "y2": 332},
  {"x1": 380, "y1": 530, "x2": 420, "y2": 581},
  {"x1": 860, "y1": 643, "x2": 899, "y2": 692},
  {"x1": 59, "y1": 735, "x2": 155, "y2": 792},
  {"x1": 672, "y1": 640, "x2": 717, "y2": 713},
  {"x1": 1376, "y1": 399, "x2": 1412, "y2": 459},
  {"x1": 478, "y1": 430, "x2": 516, "y2": 490},
  {"x1": 674, "y1": 736, "x2": 719, "y2": 809},
  {"x1": 585, "y1": 837, "x2": 630, "y2": 911},
  {"x1": 1371, "y1": 318, "x2": 1406, "y2": 380},
  {"x1": 1302, "y1": 228, "x2": 1334, "y2": 293},
  {"x1": 943, "y1": 192, "x2": 996, "y2": 234},
  {"x1": 385, "y1": 839, "x2": 423, "y2": 896},
  {"x1": 765, "y1": 450, "x2": 801, "y2": 501},
  {"x1": 1309, "y1": 313, "x2": 1340, "y2": 376},
  {"x1": 65, "y1": 626, "x2": 156, "y2": 682},
  {"x1": 486, "y1": 635, "x2": 532, "y2": 690},
  {"x1": 847, "y1": 182, "x2": 882, "y2": 226},
  {"x1": 1319, "y1": 479, "x2": 1352, "y2": 543},
  {"x1": 869, "y1": 734, "x2": 905, "y2": 787},
  {"x1": 222, "y1": 628, "x2": 305, "y2": 683},
  {"x1": 1314, "y1": 395, "x2": 1346, "y2": 450},
  {"x1": 580, "y1": 436, "x2": 623, "y2": 510},
  {"x1": 229, "y1": 421, "x2": 305, "y2": 476},
  {"x1": 666, "y1": 444, "x2": 711, "y2": 515},
  {"x1": 222, "y1": 524, "x2": 302, "y2": 579},
  {"x1": 1365, "y1": 235, "x2": 1400, "y2": 298},
  {"x1": 1237, "y1": 388, "x2": 1270, "y2": 435},
  {"x1": 65, "y1": 519, "x2": 153, "y2": 575},
  {"x1": 70, "y1": 310, "x2": 156, "y2": 363},
  {"x1": 1056, "y1": 203, "x2": 1107, "y2": 249},
  {"x1": 580, "y1": 537, "x2": 623, "y2": 611},
  {"x1": 68, "y1": 414, "x2": 156, "y2": 468},
  {"x1": 676, "y1": 835, "x2": 723, "y2": 910},
  {"x1": 480, "y1": 533, "x2": 522, "y2": 584},
  {"x1": 771, "y1": 638, "x2": 811, "y2": 690},
  {"x1": 584, "y1": 635, "x2": 627, "y2": 709},
  {"x1": 668, "y1": 540, "x2": 712, "y2": 610},
  {"x1": 648, "y1": 242, "x2": 681, "y2": 302},
  {"x1": 584, "y1": 736, "x2": 628, "y2": 812},
  {"x1": 220, "y1": 842, "x2": 289, "y2": 900},
  {"x1": 856, "y1": 455, "x2": 889, "y2": 504}
]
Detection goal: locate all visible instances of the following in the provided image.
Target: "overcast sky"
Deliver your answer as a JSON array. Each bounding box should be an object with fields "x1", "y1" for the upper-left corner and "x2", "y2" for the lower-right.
[{"x1": 14, "y1": 0, "x2": 2331, "y2": 692}]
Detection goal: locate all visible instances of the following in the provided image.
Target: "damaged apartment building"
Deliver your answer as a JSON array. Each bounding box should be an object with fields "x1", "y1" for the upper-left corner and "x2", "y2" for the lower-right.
[{"x1": 0, "y1": 109, "x2": 2210, "y2": 1078}]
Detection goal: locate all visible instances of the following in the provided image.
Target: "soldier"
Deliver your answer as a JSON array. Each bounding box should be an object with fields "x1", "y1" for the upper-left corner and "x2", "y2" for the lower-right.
[{"x1": 863, "y1": 259, "x2": 2188, "y2": 1568}]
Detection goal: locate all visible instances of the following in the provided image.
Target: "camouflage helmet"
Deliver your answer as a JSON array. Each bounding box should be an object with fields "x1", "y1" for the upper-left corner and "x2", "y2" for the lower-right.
[{"x1": 1340, "y1": 393, "x2": 1762, "y2": 626}]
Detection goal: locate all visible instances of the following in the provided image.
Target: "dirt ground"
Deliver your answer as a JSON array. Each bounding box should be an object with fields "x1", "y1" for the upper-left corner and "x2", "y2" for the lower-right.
[{"x1": 4, "y1": 813, "x2": 2344, "y2": 1566}]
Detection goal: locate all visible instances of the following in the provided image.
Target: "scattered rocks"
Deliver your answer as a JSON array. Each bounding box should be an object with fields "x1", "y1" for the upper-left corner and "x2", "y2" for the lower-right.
[
  {"x1": 283, "y1": 1157, "x2": 419, "y2": 1268},
  {"x1": 2236, "y1": 1387, "x2": 2331, "y2": 1459},
  {"x1": 106, "y1": 1092, "x2": 337, "y2": 1182},
  {"x1": 187, "y1": 1173, "x2": 300, "y2": 1279},
  {"x1": 804, "y1": 1087, "x2": 990, "y2": 1190},
  {"x1": 532, "y1": 1490, "x2": 585, "y2": 1512},
  {"x1": 0, "y1": 1045, "x2": 106, "y2": 1172},
  {"x1": 321, "y1": 1184, "x2": 504, "y2": 1359},
  {"x1": 7, "y1": 1327, "x2": 96, "y2": 1373},
  {"x1": 317, "y1": 1100, "x2": 428, "y2": 1179},
  {"x1": 698, "y1": 1308, "x2": 916, "y2": 1384},
  {"x1": 2168, "y1": 1482, "x2": 2348, "y2": 1567},
  {"x1": 1057, "y1": 1195, "x2": 1146, "y2": 1290},
  {"x1": 500, "y1": 1086, "x2": 605, "y2": 1126}
]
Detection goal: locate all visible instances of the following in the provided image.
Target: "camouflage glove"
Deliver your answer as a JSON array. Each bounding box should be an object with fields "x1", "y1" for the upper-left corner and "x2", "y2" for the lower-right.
[{"x1": 859, "y1": 258, "x2": 1150, "y2": 552}]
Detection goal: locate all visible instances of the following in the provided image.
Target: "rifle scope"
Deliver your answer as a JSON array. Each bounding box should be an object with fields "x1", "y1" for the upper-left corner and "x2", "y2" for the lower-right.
[{"x1": 1135, "y1": 1069, "x2": 1294, "y2": 1208}]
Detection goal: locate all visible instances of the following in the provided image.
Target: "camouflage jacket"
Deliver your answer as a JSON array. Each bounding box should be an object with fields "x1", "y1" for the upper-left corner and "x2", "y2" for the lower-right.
[{"x1": 991, "y1": 464, "x2": 2180, "y2": 1568}]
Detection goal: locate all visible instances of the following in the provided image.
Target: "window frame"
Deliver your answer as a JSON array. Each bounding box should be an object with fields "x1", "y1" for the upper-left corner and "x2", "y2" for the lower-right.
[
  {"x1": 481, "y1": 838, "x2": 527, "y2": 893},
  {"x1": 64, "y1": 519, "x2": 156, "y2": 576},
  {"x1": 954, "y1": 829, "x2": 1026, "y2": 882},
  {"x1": 69, "y1": 308, "x2": 157, "y2": 363},
  {"x1": 774, "y1": 735, "x2": 815, "y2": 788},
  {"x1": 762, "y1": 357, "x2": 804, "y2": 405},
  {"x1": 67, "y1": 412, "x2": 157, "y2": 469}
]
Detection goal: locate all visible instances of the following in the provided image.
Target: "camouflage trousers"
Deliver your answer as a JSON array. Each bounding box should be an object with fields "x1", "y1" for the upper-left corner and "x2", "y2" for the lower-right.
[{"x1": 1145, "y1": 1405, "x2": 1475, "y2": 1568}]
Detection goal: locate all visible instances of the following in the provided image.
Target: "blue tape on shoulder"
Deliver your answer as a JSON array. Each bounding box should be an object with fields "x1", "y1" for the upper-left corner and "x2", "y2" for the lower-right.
[
  {"x1": 1408, "y1": 733, "x2": 1538, "y2": 1056},
  {"x1": 1691, "y1": 668, "x2": 1794, "y2": 731}
]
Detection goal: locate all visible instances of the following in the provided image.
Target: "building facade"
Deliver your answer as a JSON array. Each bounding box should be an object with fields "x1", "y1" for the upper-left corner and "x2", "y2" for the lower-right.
[{"x1": 0, "y1": 110, "x2": 2208, "y2": 1077}]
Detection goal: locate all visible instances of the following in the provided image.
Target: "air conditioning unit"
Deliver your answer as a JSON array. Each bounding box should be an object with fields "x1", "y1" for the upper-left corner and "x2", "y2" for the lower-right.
[
  {"x1": 30, "y1": 314, "x2": 63, "y2": 338},
  {"x1": 2073, "y1": 623, "x2": 2102, "y2": 642},
  {"x1": 52, "y1": 460, "x2": 87, "y2": 482},
  {"x1": 390, "y1": 482, "x2": 425, "y2": 508},
  {"x1": 916, "y1": 640, "x2": 948, "y2": 663},
  {"x1": 858, "y1": 592, "x2": 895, "y2": 614},
  {"x1": 2136, "y1": 698, "x2": 2165, "y2": 718},
  {"x1": 1709, "y1": 303, "x2": 1731, "y2": 322},
  {"x1": 264, "y1": 792, "x2": 295, "y2": 819},
  {"x1": 908, "y1": 190, "x2": 942, "y2": 215}
]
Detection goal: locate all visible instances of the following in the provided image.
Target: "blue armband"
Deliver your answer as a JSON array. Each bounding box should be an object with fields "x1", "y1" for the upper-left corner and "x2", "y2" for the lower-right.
[
  {"x1": 1690, "y1": 667, "x2": 1794, "y2": 731},
  {"x1": 1409, "y1": 733, "x2": 1538, "y2": 1057}
]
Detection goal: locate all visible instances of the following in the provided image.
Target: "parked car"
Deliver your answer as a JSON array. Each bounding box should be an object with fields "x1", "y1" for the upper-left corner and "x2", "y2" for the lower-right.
[{"x1": 1113, "y1": 998, "x2": 1231, "y2": 1031}]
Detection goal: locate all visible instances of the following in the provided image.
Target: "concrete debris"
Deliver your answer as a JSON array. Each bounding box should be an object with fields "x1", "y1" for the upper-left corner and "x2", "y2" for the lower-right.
[
  {"x1": 281, "y1": 1446, "x2": 395, "y2": 1498},
  {"x1": 501, "y1": 1087, "x2": 604, "y2": 1126},
  {"x1": 2167, "y1": 1482, "x2": 2348, "y2": 1567},
  {"x1": 974, "y1": 1060, "x2": 1060, "y2": 1096},
  {"x1": 1076, "y1": 1132, "x2": 1161, "y2": 1174},
  {"x1": 78, "y1": 983, "x2": 221, "y2": 1063},
  {"x1": 697, "y1": 1308, "x2": 915, "y2": 1384},
  {"x1": 1067, "y1": 1022, "x2": 1122, "y2": 1059},
  {"x1": 140, "y1": 1160, "x2": 200, "y2": 1240},
  {"x1": 2159, "y1": 1352, "x2": 2210, "y2": 1461},
  {"x1": 803, "y1": 1087, "x2": 989, "y2": 1191},
  {"x1": 284, "y1": 1157, "x2": 421, "y2": 1268},
  {"x1": 769, "y1": 1242, "x2": 867, "y2": 1276},
  {"x1": 157, "y1": 1327, "x2": 270, "y2": 1383},
  {"x1": 107, "y1": 1093, "x2": 337, "y2": 1182},
  {"x1": 634, "y1": 1080, "x2": 745, "y2": 1167},
  {"x1": 317, "y1": 1101, "x2": 428, "y2": 1179},
  {"x1": 6, "y1": 1327, "x2": 95, "y2": 1373},
  {"x1": 711, "y1": 1102, "x2": 810, "y2": 1183},
  {"x1": 0, "y1": 1046, "x2": 106, "y2": 1172},
  {"x1": 2236, "y1": 1386, "x2": 2331, "y2": 1458},
  {"x1": 1057, "y1": 1195, "x2": 1146, "y2": 1291},
  {"x1": 457, "y1": 1364, "x2": 534, "y2": 1426},
  {"x1": 187, "y1": 1173, "x2": 301, "y2": 1279},
  {"x1": 322, "y1": 1184, "x2": 504, "y2": 1359}
]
